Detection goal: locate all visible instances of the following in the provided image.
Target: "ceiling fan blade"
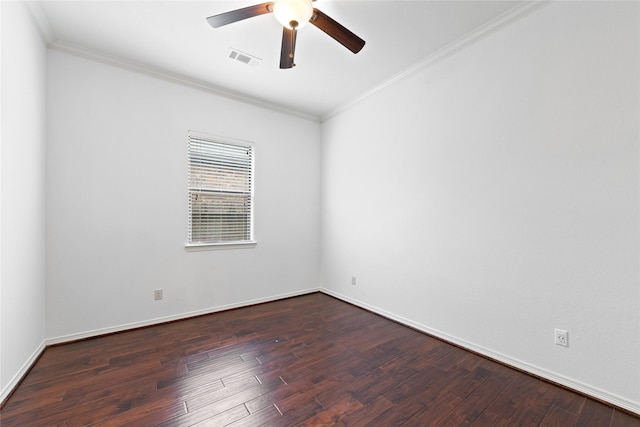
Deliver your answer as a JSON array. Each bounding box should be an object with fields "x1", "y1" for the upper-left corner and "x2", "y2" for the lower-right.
[
  {"x1": 280, "y1": 27, "x2": 297, "y2": 69},
  {"x1": 310, "y1": 9, "x2": 365, "y2": 54},
  {"x1": 206, "y1": 2, "x2": 274, "y2": 28}
]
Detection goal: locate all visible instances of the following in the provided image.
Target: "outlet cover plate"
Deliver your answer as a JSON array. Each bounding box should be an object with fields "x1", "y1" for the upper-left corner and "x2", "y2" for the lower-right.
[{"x1": 554, "y1": 329, "x2": 568, "y2": 347}]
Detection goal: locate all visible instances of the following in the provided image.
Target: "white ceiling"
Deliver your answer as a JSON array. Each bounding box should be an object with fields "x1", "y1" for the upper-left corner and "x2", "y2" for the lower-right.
[{"x1": 36, "y1": 0, "x2": 530, "y2": 120}]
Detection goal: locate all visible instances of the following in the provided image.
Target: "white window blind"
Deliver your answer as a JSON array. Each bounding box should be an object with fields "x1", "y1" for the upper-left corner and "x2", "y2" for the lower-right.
[{"x1": 188, "y1": 133, "x2": 254, "y2": 245}]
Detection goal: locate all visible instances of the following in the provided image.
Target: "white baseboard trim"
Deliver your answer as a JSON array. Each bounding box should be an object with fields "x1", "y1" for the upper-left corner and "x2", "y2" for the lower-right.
[
  {"x1": 5, "y1": 288, "x2": 638, "y2": 417},
  {"x1": 320, "y1": 288, "x2": 640, "y2": 416},
  {"x1": 46, "y1": 287, "x2": 321, "y2": 345},
  {"x1": 3, "y1": 288, "x2": 319, "y2": 404},
  {"x1": 1, "y1": 340, "x2": 47, "y2": 404}
]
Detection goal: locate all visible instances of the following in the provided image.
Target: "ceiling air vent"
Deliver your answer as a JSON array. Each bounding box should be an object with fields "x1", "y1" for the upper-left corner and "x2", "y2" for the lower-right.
[{"x1": 228, "y1": 48, "x2": 261, "y2": 67}]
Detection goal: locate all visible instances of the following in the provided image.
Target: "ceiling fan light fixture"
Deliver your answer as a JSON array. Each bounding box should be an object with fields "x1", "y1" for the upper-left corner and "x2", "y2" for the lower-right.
[
  {"x1": 206, "y1": 0, "x2": 365, "y2": 69},
  {"x1": 273, "y1": 0, "x2": 313, "y2": 29}
]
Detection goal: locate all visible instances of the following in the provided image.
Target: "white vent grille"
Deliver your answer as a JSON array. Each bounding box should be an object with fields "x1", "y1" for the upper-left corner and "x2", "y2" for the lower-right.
[{"x1": 228, "y1": 48, "x2": 261, "y2": 67}]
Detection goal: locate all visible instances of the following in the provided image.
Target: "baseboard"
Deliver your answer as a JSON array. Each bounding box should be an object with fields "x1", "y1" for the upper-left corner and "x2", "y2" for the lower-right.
[
  {"x1": 320, "y1": 288, "x2": 640, "y2": 417},
  {"x1": 6, "y1": 287, "x2": 638, "y2": 417},
  {"x1": 1, "y1": 340, "x2": 47, "y2": 405},
  {"x1": 46, "y1": 287, "x2": 321, "y2": 345},
  {"x1": 1, "y1": 287, "x2": 320, "y2": 406}
]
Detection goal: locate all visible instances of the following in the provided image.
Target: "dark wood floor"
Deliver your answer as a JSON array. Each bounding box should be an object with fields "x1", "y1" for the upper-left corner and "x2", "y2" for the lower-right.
[{"x1": 2, "y1": 293, "x2": 639, "y2": 426}]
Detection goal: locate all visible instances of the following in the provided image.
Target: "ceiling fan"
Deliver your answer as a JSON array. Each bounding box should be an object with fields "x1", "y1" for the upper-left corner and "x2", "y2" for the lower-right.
[{"x1": 206, "y1": 0, "x2": 365, "y2": 69}]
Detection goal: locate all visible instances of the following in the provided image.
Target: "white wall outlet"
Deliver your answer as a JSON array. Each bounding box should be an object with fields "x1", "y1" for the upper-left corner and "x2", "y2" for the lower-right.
[
  {"x1": 554, "y1": 329, "x2": 568, "y2": 347},
  {"x1": 351, "y1": 276, "x2": 357, "y2": 286},
  {"x1": 154, "y1": 289, "x2": 163, "y2": 300}
]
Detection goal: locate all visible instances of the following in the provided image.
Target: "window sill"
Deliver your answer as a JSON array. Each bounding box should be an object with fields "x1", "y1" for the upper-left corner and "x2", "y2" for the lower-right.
[{"x1": 185, "y1": 241, "x2": 257, "y2": 251}]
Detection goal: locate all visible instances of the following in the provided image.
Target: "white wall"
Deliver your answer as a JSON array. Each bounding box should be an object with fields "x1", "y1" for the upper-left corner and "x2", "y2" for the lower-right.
[
  {"x1": 46, "y1": 50, "x2": 321, "y2": 340},
  {"x1": 4, "y1": 0, "x2": 639, "y2": 415},
  {"x1": 321, "y1": 1, "x2": 639, "y2": 412},
  {"x1": 0, "y1": 1, "x2": 48, "y2": 399}
]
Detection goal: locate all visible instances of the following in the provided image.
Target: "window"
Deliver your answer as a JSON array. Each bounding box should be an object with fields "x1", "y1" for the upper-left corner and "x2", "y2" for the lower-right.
[{"x1": 187, "y1": 132, "x2": 255, "y2": 247}]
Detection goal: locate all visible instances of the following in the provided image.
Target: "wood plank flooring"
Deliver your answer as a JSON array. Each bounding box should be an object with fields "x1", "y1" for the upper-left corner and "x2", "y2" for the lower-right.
[{"x1": 2, "y1": 292, "x2": 639, "y2": 426}]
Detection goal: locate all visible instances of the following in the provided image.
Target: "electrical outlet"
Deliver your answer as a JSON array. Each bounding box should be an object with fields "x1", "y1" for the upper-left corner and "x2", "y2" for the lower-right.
[
  {"x1": 554, "y1": 329, "x2": 568, "y2": 347},
  {"x1": 351, "y1": 276, "x2": 357, "y2": 286},
  {"x1": 154, "y1": 289, "x2": 163, "y2": 301}
]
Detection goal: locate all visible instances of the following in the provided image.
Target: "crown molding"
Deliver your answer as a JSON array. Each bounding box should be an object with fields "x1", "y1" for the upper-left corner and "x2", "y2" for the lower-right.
[
  {"x1": 321, "y1": 0, "x2": 552, "y2": 122},
  {"x1": 27, "y1": 0, "x2": 319, "y2": 121},
  {"x1": 26, "y1": 0, "x2": 550, "y2": 125},
  {"x1": 48, "y1": 40, "x2": 321, "y2": 123},
  {"x1": 24, "y1": 0, "x2": 54, "y2": 45}
]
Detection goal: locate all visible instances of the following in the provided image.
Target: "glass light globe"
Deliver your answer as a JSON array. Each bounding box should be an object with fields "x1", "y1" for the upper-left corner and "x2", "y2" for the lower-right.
[{"x1": 273, "y1": 0, "x2": 313, "y2": 29}]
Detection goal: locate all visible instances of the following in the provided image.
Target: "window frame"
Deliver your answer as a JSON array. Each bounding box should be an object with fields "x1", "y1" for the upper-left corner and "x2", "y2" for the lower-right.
[{"x1": 185, "y1": 131, "x2": 256, "y2": 251}]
